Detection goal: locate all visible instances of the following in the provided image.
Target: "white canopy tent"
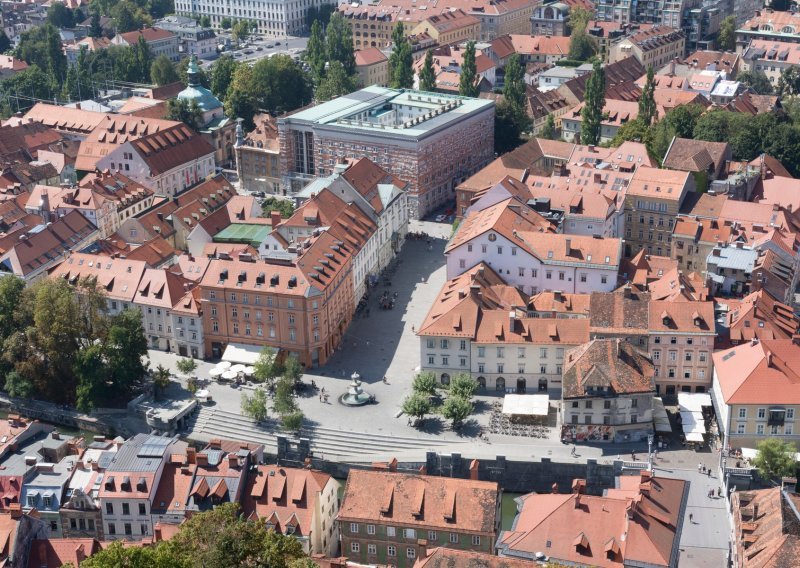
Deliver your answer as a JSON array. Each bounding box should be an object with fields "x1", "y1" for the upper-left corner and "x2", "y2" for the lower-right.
[
  {"x1": 678, "y1": 392, "x2": 712, "y2": 413},
  {"x1": 208, "y1": 368, "x2": 223, "y2": 378},
  {"x1": 221, "y1": 343, "x2": 262, "y2": 366},
  {"x1": 652, "y1": 397, "x2": 672, "y2": 433},
  {"x1": 502, "y1": 394, "x2": 549, "y2": 416},
  {"x1": 678, "y1": 392, "x2": 711, "y2": 440},
  {"x1": 685, "y1": 432, "x2": 705, "y2": 442}
]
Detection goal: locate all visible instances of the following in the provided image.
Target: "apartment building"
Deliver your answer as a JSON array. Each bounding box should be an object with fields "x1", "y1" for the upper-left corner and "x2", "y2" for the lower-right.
[
  {"x1": 561, "y1": 99, "x2": 661, "y2": 144},
  {"x1": 170, "y1": 288, "x2": 204, "y2": 359},
  {"x1": 98, "y1": 434, "x2": 186, "y2": 540},
  {"x1": 561, "y1": 338, "x2": 656, "y2": 444},
  {"x1": 354, "y1": 48, "x2": 390, "y2": 88},
  {"x1": 338, "y1": 470, "x2": 501, "y2": 567},
  {"x1": 176, "y1": 0, "x2": 336, "y2": 37},
  {"x1": 736, "y1": 9, "x2": 800, "y2": 52},
  {"x1": 111, "y1": 27, "x2": 179, "y2": 62},
  {"x1": 648, "y1": 300, "x2": 714, "y2": 395},
  {"x1": 235, "y1": 114, "x2": 281, "y2": 195},
  {"x1": 498, "y1": 471, "x2": 687, "y2": 568},
  {"x1": 242, "y1": 465, "x2": 340, "y2": 556},
  {"x1": 154, "y1": 16, "x2": 217, "y2": 59},
  {"x1": 341, "y1": 0, "x2": 534, "y2": 47},
  {"x1": 623, "y1": 166, "x2": 695, "y2": 258},
  {"x1": 411, "y1": 10, "x2": 481, "y2": 46},
  {"x1": 609, "y1": 26, "x2": 686, "y2": 69},
  {"x1": 712, "y1": 338, "x2": 800, "y2": 451},
  {"x1": 95, "y1": 123, "x2": 216, "y2": 197},
  {"x1": 719, "y1": 290, "x2": 800, "y2": 349},
  {"x1": 490, "y1": 34, "x2": 571, "y2": 65},
  {"x1": 706, "y1": 243, "x2": 757, "y2": 297},
  {"x1": 530, "y1": 2, "x2": 571, "y2": 37},
  {"x1": 21, "y1": 457, "x2": 78, "y2": 538},
  {"x1": 418, "y1": 263, "x2": 590, "y2": 394},
  {"x1": 446, "y1": 199, "x2": 621, "y2": 295},
  {"x1": 199, "y1": 232, "x2": 355, "y2": 366},
  {"x1": 278, "y1": 86, "x2": 494, "y2": 218}
]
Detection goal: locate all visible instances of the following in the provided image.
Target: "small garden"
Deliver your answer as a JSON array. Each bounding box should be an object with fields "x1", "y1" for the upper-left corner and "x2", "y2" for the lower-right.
[
  {"x1": 240, "y1": 347, "x2": 305, "y2": 433},
  {"x1": 401, "y1": 371, "x2": 479, "y2": 431}
]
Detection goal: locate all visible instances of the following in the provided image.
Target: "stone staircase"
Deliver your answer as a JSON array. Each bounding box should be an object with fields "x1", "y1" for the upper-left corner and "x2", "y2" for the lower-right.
[{"x1": 184, "y1": 406, "x2": 463, "y2": 458}]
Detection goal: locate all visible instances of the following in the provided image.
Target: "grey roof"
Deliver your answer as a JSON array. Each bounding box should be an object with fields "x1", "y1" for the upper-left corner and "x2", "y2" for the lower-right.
[
  {"x1": 706, "y1": 246, "x2": 758, "y2": 271},
  {"x1": 0, "y1": 431, "x2": 60, "y2": 477},
  {"x1": 106, "y1": 434, "x2": 183, "y2": 473}
]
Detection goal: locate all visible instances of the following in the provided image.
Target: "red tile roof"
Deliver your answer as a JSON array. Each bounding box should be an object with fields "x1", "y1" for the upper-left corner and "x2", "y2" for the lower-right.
[
  {"x1": 354, "y1": 47, "x2": 388, "y2": 66},
  {"x1": 713, "y1": 338, "x2": 800, "y2": 404},
  {"x1": 563, "y1": 338, "x2": 655, "y2": 398},
  {"x1": 339, "y1": 470, "x2": 499, "y2": 534},
  {"x1": 28, "y1": 538, "x2": 101, "y2": 567},
  {"x1": 129, "y1": 123, "x2": 214, "y2": 175},
  {"x1": 732, "y1": 487, "x2": 800, "y2": 568},
  {"x1": 118, "y1": 27, "x2": 176, "y2": 44}
]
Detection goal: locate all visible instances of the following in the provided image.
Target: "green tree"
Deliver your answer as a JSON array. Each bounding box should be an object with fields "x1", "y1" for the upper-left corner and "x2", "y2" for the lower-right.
[
  {"x1": 664, "y1": 104, "x2": 704, "y2": 139},
  {"x1": 402, "y1": 393, "x2": 432, "y2": 423},
  {"x1": 450, "y1": 373, "x2": 479, "y2": 400},
  {"x1": 316, "y1": 60, "x2": 357, "y2": 100},
  {"x1": 166, "y1": 98, "x2": 203, "y2": 130},
  {"x1": 540, "y1": 113, "x2": 556, "y2": 139},
  {"x1": 81, "y1": 540, "x2": 184, "y2": 568},
  {"x1": 199, "y1": 15, "x2": 211, "y2": 28},
  {"x1": 261, "y1": 196, "x2": 295, "y2": 218},
  {"x1": 419, "y1": 49, "x2": 437, "y2": 92},
  {"x1": 693, "y1": 109, "x2": 747, "y2": 142},
  {"x1": 210, "y1": 55, "x2": 239, "y2": 99},
  {"x1": 88, "y1": 11, "x2": 102, "y2": 38},
  {"x1": 326, "y1": 12, "x2": 356, "y2": 76},
  {"x1": 273, "y1": 377, "x2": 298, "y2": 415},
  {"x1": 225, "y1": 64, "x2": 258, "y2": 128},
  {"x1": 580, "y1": 60, "x2": 605, "y2": 145},
  {"x1": 0, "y1": 31, "x2": 10, "y2": 53},
  {"x1": 105, "y1": 308, "x2": 148, "y2": 402},
  {"x1": 4, "y1": 371, "x2": 33, "y2": 399},
  {"x1": 495, "y1": 98, "x2": 530, "y2": 153},
  {"x1": 150, "y1": 54, "x2": 178, "y2": 86},
  {"x1": 778, "y1": 65, "x2": 800, "y2": 97},
  {"x1": 568, "y1": 7, "x2": 597, "y2": 61},
  {"x1": 442, "y1": 396, "x2": 472, "y2": 428},
  {"x1": 253, "y1": 346, "x2": 280, "y2": 384},
  {"x1": 220, "y1": 17, "x2": 232, "y2": 29},
  {"x1": 111, "y1": 0, "x2": 151, "y2": 33},
  {"x1": 283, "y1": 356, "x2": 303, "y2": 385},
  {"x1": 15, "y1": 24, "x2": 67, "y2": 85},
  {"x1": 251, "y1": 54, "x2": 313, "y2": 115},
  {"x1": 412, "y1": 372, "x2": 438, "y2": 396},
  {"x1": 718, "y1": 15, "x2": 736, "y2": 52},
  {"x1": 0, "y1": 277, "x2": 24, "y2": 347},
  {"x1": 47, "y1": 3, "x2": 74, "y2": 28},
  {"x1": 152, "y1": 364, "x2": 171, "y2": 399},
  {"x1": 737, "y1": 69, "x2": 774, "y2": 95},
  {"x1": 232, "y1": 19, "x2": 251, "y2": 42},
  {"x1": 647, "y1": 119, "x2": 675, "y2": 163},
  {"x1": 241, "y1": 388, "x2": 269, "y2": 422},
  {"x1": 459, "y1": 41, "x2": 479, "y2": 97},
  {"x1": 281, "y1": 411, "x2": 304, "y2": 431},
  {"x1": 753, "y1": 438, "x2": 797, "y2": 480},
  {"x1": 74, "y1": 344, "x2": 109, "y2": 411},
  {"x1": 503, "y1": 53, "x2": 525, "y2": 109},
  {"x1": 771, "y1": 0, "x2": 790, "y2": 11},
  {"x1": 389, "y1": 22, "x2": 414, "y2": 89},
  {"x1": 306, "y1": 19, "x2": 327, "y2": 82},
  {"x1": 176, "y1": 358, "x2": 198, "y2": 375},
  {"x1": 609, "y1": 117, "x2": 648, "y2": 146},
  {"x1": 639, "y1": 65, "x2": 656, "y2": 126}
]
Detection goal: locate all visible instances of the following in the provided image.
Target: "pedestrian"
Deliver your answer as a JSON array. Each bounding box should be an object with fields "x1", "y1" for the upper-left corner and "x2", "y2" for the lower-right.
[
  {"x1": 411, "y1": 325, "x2": 415, "y2": 333},
  {"x1": 689, "y1": 513, "x2": 694, "y2": 523},
  {"x1": 707, "y1": 468, "x2": 711, "y2": 477},
  {"x1": 717, "y1": 487, "x2": 722, "y2": 497},
  {"x1": 697, "y1": 463, "x2": 702, "y2": 473}
]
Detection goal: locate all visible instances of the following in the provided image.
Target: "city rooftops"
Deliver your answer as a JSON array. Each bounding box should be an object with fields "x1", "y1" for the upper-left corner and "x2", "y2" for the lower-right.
[
  {"x1": 212, "y1": 223, "x2": 272, "y2": 247},
  {"x1": 280, "y1": 86, "x2": 494, "y2": 138}
]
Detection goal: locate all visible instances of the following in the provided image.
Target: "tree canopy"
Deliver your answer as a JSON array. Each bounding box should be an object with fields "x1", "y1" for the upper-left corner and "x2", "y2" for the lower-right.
[
  {"x1": 151, "y1": 55, "x2": 178, "y2": 86},
  {"x1": 717, "y1": 15, "x2": 736, "y2": 52},
  {"x1": 389, "y1": 23, "x2": 414, "y2": 89},
  {"x1": 753, "y1": 438, "x2": 797, "y2": 480},
  {"x1": 458, "y1": 41, "x2": 479, "y2": 97},
  {"x1": 580, "y1": 60, "x2": 605, "y2": 145},
  {"x1": 419, "y1": 49, "x2": 437, "y2": 92}
]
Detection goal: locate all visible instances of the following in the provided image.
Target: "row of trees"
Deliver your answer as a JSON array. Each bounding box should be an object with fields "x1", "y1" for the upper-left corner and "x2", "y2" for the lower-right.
[
  {"x1": 306, "y1": 14, "x2": 358, "y2": 101},
  {"x1": 240, "y1": 347, "x2": 304, "y2": 431},
  {"x1": 80, "y1": 503, "x2": 315, "y2": 567},
  {"x1": 402, "y1": 372, "x2": 478, "y2": 429},
  {"x1": 0, "y1": 277, "x2": 148, "y2": 412}
]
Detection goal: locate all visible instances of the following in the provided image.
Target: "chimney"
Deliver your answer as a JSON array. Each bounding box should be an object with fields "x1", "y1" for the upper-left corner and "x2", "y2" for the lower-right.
[
  {"x1": 469, "y1": 459, "x2": 479, "y2": 480},
  {"x1": 186, "y1": 447, "x2": 196, "y2": 464},
  {"x1": 766, "y1": 351, "x2": 773, "y2": 367},
  {"x1": 572, "y1": 479, "x2": 586, "y2": 494},
  {"x1": 228, "y1": 454, "x2": 239, "y2": 469},
  {"x1": 623, "y1": 283, "x2": 632, "y2": 298},
  {"x1": 565, "y1": 238, "x2": 572, "y2": 255},
  {"x1": 8, "y1": 504, "x2": 21, "y2": 519},
  {"x1": 509, "y1": 310, "x2": 516, "y2": 331},
  {"x1": 270, "y1": 211, "x2": 282, "y2": 227},
  {"x1": 792, "y1": 334, "x2": 800, "y2": 346},
  {"x1": 195, "y1": 453, "x2": 208, "y2": 467},
  {"x1": 712, "y1": 248, "x2": 722, "y2": 257},
  {"x1": 669, "y1": 58, "x2": 676, "y2": 75}
]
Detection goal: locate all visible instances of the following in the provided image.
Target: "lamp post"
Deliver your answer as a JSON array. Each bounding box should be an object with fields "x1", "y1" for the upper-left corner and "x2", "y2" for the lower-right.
[{"x1": 648, "y1": 433, "x2": 654, "y2": 471}]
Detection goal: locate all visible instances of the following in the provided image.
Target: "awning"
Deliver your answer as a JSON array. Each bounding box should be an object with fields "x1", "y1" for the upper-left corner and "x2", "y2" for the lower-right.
[
  {"x1": 686, "y1": 432, "x2": 705, "y2": 442},
  {"x1": 680, "y1": 411, "x2": 706, "y2": 435},
  {"x1": 652, "y1": 397, "x2": 672, "y2": 433},
  {"x1": 678, "y1": 393, "x2": 712, "y2": 413},
  {"x1": 502, "y1": 394, "x2": 549, "y2": 416},
  {"x1": 221, "y1": 343, "x2": 263, "y2": 365}
]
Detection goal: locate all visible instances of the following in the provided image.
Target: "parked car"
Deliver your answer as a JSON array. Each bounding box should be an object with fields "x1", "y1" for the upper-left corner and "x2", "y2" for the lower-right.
[
  {"x1": 267, "y1": 43, "x2": 274, "y2": 48},
  {"x1": 276, "y1": 41, "x2": 281, "y2": 45},
  {"x1": 435, "y1": 214, "x2": 446, "y2": 222}
]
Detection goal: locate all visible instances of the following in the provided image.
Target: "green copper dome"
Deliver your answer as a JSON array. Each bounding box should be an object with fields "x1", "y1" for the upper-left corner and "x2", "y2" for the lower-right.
[{"x1": 177, "y1": 55, "x2": 223, "y2": 113}]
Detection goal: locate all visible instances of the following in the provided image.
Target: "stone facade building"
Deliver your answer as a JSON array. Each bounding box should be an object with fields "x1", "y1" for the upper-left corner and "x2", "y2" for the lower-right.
[
  {"x1": 235, "y1": 114, "x2": 281, "y2": 194},
  {"x1": 278, "y1": 86, "x2": 494, "y2": 218}
]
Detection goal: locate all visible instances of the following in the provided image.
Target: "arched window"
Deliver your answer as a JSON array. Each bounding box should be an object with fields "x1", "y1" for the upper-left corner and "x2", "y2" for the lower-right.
[
  {"x1": 441, "y1": 373, "x2": 450, "y2": 385},
  {"x1": 496, "y1": 377, "x2": 506, "y2": 391}
]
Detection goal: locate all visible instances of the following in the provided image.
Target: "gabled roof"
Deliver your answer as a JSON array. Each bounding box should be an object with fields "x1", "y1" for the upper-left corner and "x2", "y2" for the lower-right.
[
  {"x1": 354, "y1": 47, "x2": 388, "y2": 66},
  {"x1": 339, "y1": 470, "x2": 499, "y2": 533},
  {"x1": 340, "y1": 157, "x2": 407, "y2": 215},
  {"x1": 589, "y1": 288, "x2": 650, "y2": 335},
  {"x1": 663, "y1": 137, "x2": 730, "y2": 172},
  {"x1": 135, "y1": 268, "x2": 193, "y2": 309},
  {"x1": 648, "y1": 299, "x2": 714, "y2": 334},
  {"x1": 22, "y1": 103, "x2": 107, "y2": 136},
  {"x1": 118, "y1": 27, "x2": 176, "y2": 44},
  {"x1": 563, "y1": 339, "x2": 655, "y2": 398},
  {"x1": 713, "y1": 338, "x2": 800, "y2": 405},
  {"x1": 726, "y1": 290, "x2": 799, "y2": 343},
  {"x1": 28, "y1": 537, "x2": 101, "y2": 568},
  {"x1": 733, "y1": 487, "x2": 800, "y2": 568},
  {"x1": 51, "y1": 252, "x2": 147, "y2": 302},
  {"x1": 128, "y1": 123, "x2": 214, "y2": 175},
  {"x1": 446, "y1": 198, "x2": 554, "y2": 252}
]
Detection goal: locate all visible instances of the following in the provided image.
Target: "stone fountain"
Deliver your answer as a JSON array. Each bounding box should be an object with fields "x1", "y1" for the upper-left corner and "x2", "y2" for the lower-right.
[{"x1": 339, "y1": 372, "x2": 373, "y2": 406}]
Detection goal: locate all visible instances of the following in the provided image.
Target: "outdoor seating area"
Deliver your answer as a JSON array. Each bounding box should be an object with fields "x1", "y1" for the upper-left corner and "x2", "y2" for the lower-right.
[
  {"x1": 208, "y1": 361, "x2": 255, "y2": 384},
  {"x1": 677, "y1": 392, "x2": 714, "y2": 450},
  {"x1": 489, "y1": 396, "x2": 552, "y2": 437}
]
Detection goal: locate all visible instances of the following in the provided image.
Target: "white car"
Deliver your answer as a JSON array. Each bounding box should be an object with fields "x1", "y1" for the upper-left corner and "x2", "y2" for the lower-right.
[{"x1": 435, "y1": 214, "x2": 446, "y2": 222}]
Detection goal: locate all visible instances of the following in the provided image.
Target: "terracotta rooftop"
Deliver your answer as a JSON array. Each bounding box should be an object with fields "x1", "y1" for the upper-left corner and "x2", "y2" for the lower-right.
[
  {"x1": 626, "y1": 166, "x2": 691, "y2": 200},
  {"x1": 733, "y1": 487, "x2": 800, "y2": 568},
  {"x1": 28, "y1": 537, "x2": 101, "y2": 567},
  {"x1": 648, "y1": 299, "x2": 714, "y2": 334},
  {"x1": 713, "y1": 338, "x2": 800, "y2": 405},
  {"x1": 354, "y1": 47, "x2": 388, "y2": 67},
  {"x1": 725, "y1": 290, "x2": 799, "y2": 344},
  {"x1": 241, "y1": 113, "x2": 279, "y2": 153},
  {"x1": 498, "y1": 471, "x2": 686, "y2": 567},
  {"x1": 662, "y1": 137, "x2": 730, "y2": 173},
  {"x1": 563, "y1": 338, "x2": 655, "y2": 398},
  {"x1": 589, "y1": 288, "x2": 650, "y2": 336},
  {"x1": 51, "y1": 252, "x2": 147, "y2": 303},
  {"x1": 415, "y1": 548, "x2": 534, "y2": 568},
  {"x1": 22, "y1": 103, "x2": 107, "y2": 136},
  {"x1": 129, "y1": 123, "x2": 214, "y2": 175},
  {"x1": 75, "y1": 115, "x2": 179, "y2": 171},
  {"x1": 528, "y1": 291, "x2": 591, "y2": 316},
  {"x1": 118, "y1": 27, "x2": 176, "y2": 44},
  {"x1": 242, "y1": 465, "x2": 333, "y2": 539},
  {"x1": 339, "y1": 470, "x2": 499, "y2": 533}
]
